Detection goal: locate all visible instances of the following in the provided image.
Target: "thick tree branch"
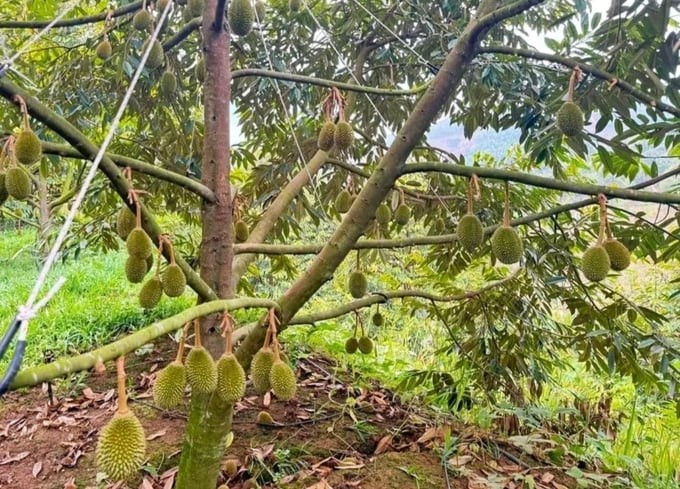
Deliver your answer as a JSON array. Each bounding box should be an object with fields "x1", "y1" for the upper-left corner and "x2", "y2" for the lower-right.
[
  {"x1": 480, "y1": 46, "x2": 680, "y2": 119},
  {"x1": 163, "y1": 18, "x2": 203, "y2": 52},
  {"x1": 0, "y1": 2, "x2": 143, "y2": 29}
]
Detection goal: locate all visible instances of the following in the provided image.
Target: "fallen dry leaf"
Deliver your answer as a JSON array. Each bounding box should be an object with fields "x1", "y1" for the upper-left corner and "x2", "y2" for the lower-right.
[
  {"x1": 0, "y1": 451, "x2": 30, "y2": 465},
  {"x1": 146, "y1": 429, "x2": 167, "y2": 441},
  {"x1": 448, "y1": 455, "x2": 473, "y2": 468},
  {"x1": 32, "y1": 460, "x2": 42, "y2": 478},
  {"x1": 374, "y1": 435, "x2": 392, "y2": 455}
]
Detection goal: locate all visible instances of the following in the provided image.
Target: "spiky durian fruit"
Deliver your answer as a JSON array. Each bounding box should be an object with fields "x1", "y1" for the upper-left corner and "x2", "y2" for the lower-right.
[
  {"x1": 195, "y1": 58, "x2": 205, "y2": 82},
  {"x1": 96, "y1": 39, "x2": 112, "y2": 59},
  {"x1": 146, "y1": 254, "x2": 154, "y2": 273},
  {"x1": 317, "y1": 121, "x2": 336, "y2": 151},
  {"x1": 334, "y1": 190, "x2": 352, "y2": 213},
  {"x1": 289, "y1": 0, "x2": 301, "y2": 12},
  {"x1": 490, "y1": 225, "x2": 523, "y2": 264},
  {"x1": 96, "y1": 411, "x2": 146, "y2": 481},
  {"x1": 188, "y1": 0, "x2": 203, "y2": 17},
  {"x1": 581, "y1": 245, "x2": 610, "y2": 281},
  {"x1": 358, "y1": 336, "x2": 373, "y2": 355},
  {"x1": 139, "y1": 277, "x2": 163, "y2": 308},
  {"x1": 216, "y1": 353, "x2": 246, "y2": 404},
  {"x1": 235, "y1": 220, "x2": 249, "y2": 243},
  {"x1": 255, "y1": 0, "x2": 266, "y2": 22},
  {"x1": 15, "y1": 129, "x2": 42, "y2": 164},
  {"x1": 251, "y1": 348, "x2": 275, "y2": 394},
  {"x1": 557, "y1": 101, "x2": 584, "y2": 137},
  {"x1": 269, "y1": 360, "x2": 296, "y2": 401},
  {"x1": 223, "y1": 458, "x2": 239, "y2": 477},
  {"x1": 157, "y1": 0, "x2": 170, "y2": 11},
  {"x1": 0, "y1": 174, "x2": 8, "y2": 206},
  {"x1": 142, "y1": 39, "x2": 164, "y2": 69},
  {"x1": 394, "y1": 204, "x2": 411, "y2": 226},
  {"x1": 348, "y1": 271, "x2": 367, "y2": 298},
  {"x1": 186, "y1": 346, "x2": 217, "y2": 393},
  {"x1": 5, "y1": 167, "x2": 31, "y2": 200},
  {"x1": 116, "y1": 207, "x2": 136, "y2": 239},
  {"x1": 334, "y1": 121, "x2": 353, "y2": 151},
  {"x1": 162, "y1": 264, "x2": 186, "y2": 297},
  {"x1": 126, "y1": 228, "x2": 153, "y2": 259},
  {"x1": 256, "y1": 410, "x2": 274, "y2": 425},
  {"x1": 160, "y1": 70, "x2": 178, "y2": 98},
  {"x1": 229, "y1": 0, "x2": 254, "y2": 36},
  {"x1": 376, "y1": 204, "x2": 391, "y2": 226},
  {"x1": 457, "y1": 214, "x2": 484, "y2": 252},
  {"x1": 372, "y1": 312, "x2": 384, "y2": 327},
  {"x1": 345, "y1": 337, "x2": 358, "y2": 354},
  {"x1": 133, "y1": 9, "x2": 152, "y2": 30},
  {"x1": 125, "y1": 256, "x2": 148, "y2": 284},
  {"x1": 153, "y1": 361, "x2": 186, "y2": 409},
  {"x1": 602, "y1": 238, "x2": 630, "y2": 271}
]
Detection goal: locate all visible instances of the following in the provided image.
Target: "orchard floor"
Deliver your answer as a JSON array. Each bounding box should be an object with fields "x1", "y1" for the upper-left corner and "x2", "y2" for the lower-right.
[{"x1": 0, "y1": 340, "x2": 609, "y2": 489}]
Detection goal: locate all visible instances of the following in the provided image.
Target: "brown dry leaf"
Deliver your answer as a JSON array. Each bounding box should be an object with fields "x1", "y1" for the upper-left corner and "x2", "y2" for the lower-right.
[
  {"x1": 305, "y1": 481, "x2": 332, "y2": 489},
  {"x1": 146, "y1": 429, "x2": 167, "y2": 441},
  {"x1": 541, "y1": 472, "x2": 555, "y2": 483},
  {"x1": 82, "y1": 388, "x2": 97, "y2": 400},
  {"x1": 448, "y1": 455, "x2": 473, "y2": 468},
  {"x1": 140, "y1": 476, "x2": 154, "y2": 489},
  {"x1": 0, "y1": 451, "x2": 30, "y2": 465},
  {"x1": 63, "y1": 478, "x2": 77, "y2": 489},
  {"x1": 551, "y1": 483, "x2": 569, "y2": 489},
  {"x1": 251, "y1": 444, "x2": 275, "y2": 462},
  {"x1": 32, "y1": 460, "x2": 43, "y2": 477},
  {"x1": 336, "y1": 457, "x2": 365, "y2": 470},
  {"x1": 374, "y1": 435, "x2": 392, "y2": 455},
  {"x1": 417, "y1": 426, "x2": 447, "y2": 444}
]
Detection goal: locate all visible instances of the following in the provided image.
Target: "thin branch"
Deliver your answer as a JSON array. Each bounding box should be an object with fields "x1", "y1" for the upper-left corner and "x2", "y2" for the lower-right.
[
  {"x1": 163, "y1": 18, "x2": 202, "y2": 52},
  {"x1": 0, "y1": 2, "x2": 143, "y2": 29}
]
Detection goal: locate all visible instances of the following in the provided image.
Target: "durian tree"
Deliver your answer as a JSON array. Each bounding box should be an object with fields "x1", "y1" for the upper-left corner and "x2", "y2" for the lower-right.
[{"x1": 2, "y1": 0, "x2": 680, "y2": 487}]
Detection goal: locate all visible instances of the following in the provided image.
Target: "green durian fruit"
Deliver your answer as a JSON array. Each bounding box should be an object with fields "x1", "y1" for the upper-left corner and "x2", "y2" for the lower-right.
[
  {"x1": 289, "y1": 0, "x2": 301, "y2": 12},
  {"x1": 223, "y1": 458, "x2": 239, "y2": 477},
  {"x1": 125, "y1": 256, "x2": 148, "y2": 284},
  {"x1": 334, "y1": 121, "x2": 353, "y2": 151},
  {"x1": 581, "y1": 245, "x2": 610, "y2": 282},
  {"x1": 235, "y1": 220, "x2": 249, "y2": 243},
  {"x1": 116, "y1": 207, "x2": 136, "y2": 240},
  {"x1": 376, "y1": 204, "x2": 391, "y2": 226},
  {"x1": 153, "y1": 361, "x2": 186, "y2": 409},
  {"x1": 162, "y1": 263, "x2": 186, "y2": 297},
  {"x1": 216, "y1": 353, "x2": 246, "y2": 404},
  {"x1": 146, "y1": 254, "x2": 154, "y2": 273},
  {"x1": 431, "y1": 217, "x2": 445, "y2": 234},
  {"x1": 557, "y1": 101, "x2": 584, "y2": 137},
  {"x1": 255, "y1": 0, "x2": 266, "y2": 22},
  {"x1": 228, "y1": 0, "x2": 254, "y2": 36},
  {"x1": 251, "y1": 348, "x2": 275, "y2": 394},
  {"x1": 160, "y1": 70, "x2": 178, "y2": 97},
  {"x1": 334, "y1": 190, "x2": 352, "y2": 213},
  {"x1": 394, "y1": 204, "x2": 411, "y2": 226},
  {"x1": 186, "y1": 346, "x2": 217, "y2": 393},
  {"x1": 142, "y1": 39, "x2": 164, "y2": 69},
  {"x1": 96, "y1": 412, "x2": 146, "y2": 481},
  {"x1": 602, "y1": 238, "x2": 631, "y2": 271},
  {"x1": 5, "y1": 167, "x2": 31, "y2": 200},
  {"x1": 269, "y1": 360, "x2": 296, "y2": 401},
  {"x1": 348, "y1": 271, "x2": 367, "y2": 298},
  {"x1": 317, "y1": 121, "x2": 335, "y2": 151},
  {"x1": 139, "y1": 277, "x2": 163, "y2": 308},
  {"x1": 358, "y1": 336, "x2": 373, "y2": 355},
  {"x1": 0, "y1": 174, "x2": 8, "y2": 206},
  {"x1": 345, "y1": 337, "x2": 358, "y2": 354},
  {"x1": 372, "y1": 312, "x2": 384, "y2": 326},
  {"x1": 256, "y1": 411, "x2": 274, "y2": 425},
  {"x1": 457, "y1": 214, "x2": 484, "y2": 252},
  {"x1": 14, "y1": 129, "x2": 42, "y2": 164},
  {"x1": 195, "y1": 58, "x2": 205, "y2": 82},
  {"x1": 133, "y1": 9, "x2": 152, "y2": 30},
  {"x1": 157, "y1": 0, "x2": 170, "y2": 11},
  {"x1": 96, "y1": 39, "x2": 112, "y2": 59},
  {"x1": 188, "y1": 0, "x2": 203, "y2": 17},
  {"x1": 126, "y1": 228, "x2": 153, "y2": 259},
  {"x1": 490, "y1": 225, "x2": 523, "y2": 264}
]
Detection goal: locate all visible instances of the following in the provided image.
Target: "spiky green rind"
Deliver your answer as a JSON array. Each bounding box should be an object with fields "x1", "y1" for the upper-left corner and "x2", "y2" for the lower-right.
[
  {"x1": 394, "y1": 204, "x2": 411, "y2": 226},
  {"x1": 581, "y1": 245, "x2": 610, "y2": 282},
  {"x1": 345, "y1": 337, "x2": 358, "y2": 354},
  {"x1": 251, "y1": 348, "x2": 275, "y2": 394},
  {"x1": 491, "y1": 226, "x2": 523, "y2": 264},
  {"x1": 223, "y1": 458, "x2": 239, "y2": 477},
  {"x1": 334, "y1": 121, "x2": 353, "y2": 150},
  {"x1": 96, "y1": 412, "x2": 146, "y2": 481},
  {"x1": 195, "y1": 58, "x2": 205, "y2": 82},
  {"x1": 376, "y1": 204, "x2": 391, "y2": 225},
  {"x1": 5, "y1": 167, "x2": 31, "y2": 200},
  {"x1": 317, "y1": 121, "x2": 335, "y2": 151},
  {"x1": 186, "y1": 347, "x2": 217, "y2": 393},
  {"x1": 125, "y1": 256, "x2": 148, "y2": 284},
  {"x1": 269, "y1": 360, "x2": 296, "y2": 401},
  {"x1": 139, "y1": 277, "x2": 163, "y2": 308},
  {"x1": 229, "y1": 0, "x2": 254, "y2": 36},
  {"x1": 372, "y1": 312, "x2": 384, "y2": 326},
  {"x1": 256, "y1": 411, "x2": 274, "y2": 425},
  {"x1": 153, "y1": 362, "x2": 186, "y2": 409},
  {"x1": 235, "y1": 220, "x2": 249, "y2": 243},
  {"x1": 334, "y1": 190, "x2": 352, "y2": 213},
  {"x1": 160, "y1": 70, "x2": 177, "y2": 97},
  {"x1": 457, "y1": 214, "x2": 484, "y2": 252},
  {"x1": 348, "y1": 271, "x2": 367, "y2": 298},
  {"x1": 15, "y1": 129, "x2": 42, "y2": 164},
  {"x1": 0, "y1": 175, "x2": 8, "y2": 206},
  {"x1": 289, "y1": 0, "x2": 301, "y2": 12},
  {"x1": 142, "y1": 39, "x2": 164, "y2": 69},
  {"x1": 188, "y1": 0, "x2": 203, "y2": 16},
  {"x1": 602, "y1": 238, "x2": 630, "y2": 271},
  {"x1": 216, "y1": 354, "x2": 246, "y2": 404},
  {"x1": 557, "y1": 101, "x2": 584, "y2": 137},
  {"x1": 157, "y1": 0, "x2": 170, "y2": 11},
  {"x1": 96, "y1": 39, "x2": 112, "y2": 59},
  {"x1": 255, "y1": 1, "x2": 266, "y2": 22},
  {"x1": 126, "y1": 228, "x2": 153, "y2": 259},
  {"x1": 116, "y1": 207, "x2": 136, "y2": 239},
  {"x1": 358, "y1": 336, "x2": 373, "y2": 355},
  {"x1": 133, "y1": 10, "x2": 152, "y2": 30},
  {"x1": 162, "y1": 264, "x2": 186, "y2": 297}
]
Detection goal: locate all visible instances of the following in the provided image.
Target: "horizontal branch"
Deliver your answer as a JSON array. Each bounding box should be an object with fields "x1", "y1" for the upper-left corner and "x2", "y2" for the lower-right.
[
  {"x1": 163, "y1": 17, "x2": 202, "y2": 53},
  {"x1": 479, "y1": 46, "x2": 680, "y2": 119},
  {"x1": 401, "y1": 162, "x2": 680, "y2": 204},
  {"x1": 0, "y1": 1, "x2": 142, "y2": 29},
  {"x1": 10, "y1": 298, "x2": 278, "y2": 390},
  {"x1": 231, "y1": 68, "x2": 428, "y2": 96}
]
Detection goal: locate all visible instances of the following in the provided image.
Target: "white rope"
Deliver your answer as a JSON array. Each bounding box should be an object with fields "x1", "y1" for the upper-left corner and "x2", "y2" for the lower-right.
[{"x1": 16, "y1": 0, "x2": 174, "y2": 340}]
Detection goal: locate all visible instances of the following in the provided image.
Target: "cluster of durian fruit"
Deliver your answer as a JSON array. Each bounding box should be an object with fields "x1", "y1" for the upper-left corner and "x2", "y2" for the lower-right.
[
  {"x1": 344, "y1": 310, "x2": 378, "y2": 355},
  {"x1": 0, "y1": 126, "x2": 42, "y2": 204},
  {"x1": 334, "y1": 188, "x2": 412, "y2": 228},
  {"x1": 317, "y1": 117, "x2": 354, "y2": 153}
]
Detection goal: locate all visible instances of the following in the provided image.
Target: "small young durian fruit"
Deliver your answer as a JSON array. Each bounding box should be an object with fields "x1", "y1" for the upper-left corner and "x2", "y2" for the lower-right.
[
  {"x1": 557, "y1": 101, "x2": 584, "y2": 137},
  {"x1": 14, "y1": 129, "x2": 42, "y2": 164},
  {"x1": 116, "y1": 207, "x2": 136, "y2": 240},
  {"x1": 348, "y1": 270, "x2": 367, "y2": 298},
  {"x1": 372, "y1": 312, "x2": 384, "y2": 327},
  {"x1": 234, "y1": 220, "x2": 249, "y2": 243},
  {"x1": 160, "y1": 70, "x2": 178, "y2": 98},
  {"x1": 375, "y1": 204, "x2": 391, "y2": 226},
  {"x1": 142, "y1": 39, "x2": 164, "y2": 69},
  {"x1": 188, "y1": 0, "x2": 203, "y2": 17},
  {"x1": 5, "y1": 167, "x2": 31, "y2": 200},
  {"x1": 162, "y1": 263, "x2": 187, "y2": 297},
  {"x1": 256, "y1": 410, "x2": 274, "y2": 425},
  {"x1": 457, "y1": 214, "x2": 484, "y2": 252},
  {"x1": 216, "y1": 353, "x2": 246, "y2": 404},
  {"x1": 358, "y1": 336, "x2": 373, "y2": 355},
  {"x1": 153, "y1": 362, "x2": 186, "y2": 409},
  {"x1": 251, "y1": 347, "x2": 275, "y2": 394},
  {"x1": 96, "y1": 38, "x2": 112, "y2": 60},
  {"x1": 345, "y1": 337, "x2": 358, "y2": 354},
  {"x1": 317, "y1": 121, "x2": 336, "y2": 151},
  {"x1": 126, "y1": 227, "x2": 153, "y2": 259},
  {"x1": 125, "y1": 256, "x2": 149, "y2": 284},
  {"x1": 334, "y1": 120, "x2": 353, "y2": 151},
  {"x1": 581, "y1": 244, "x2": 610, "y2": 282},
  {"x1": 133, "y1": 9, "x2": 153, "y2": 30},
  {"x1": 157, "y1": 0, "x2": 171, "y2": 11},
  {"x1": 223, "y1": 458, "x2": 239, "y2": 477},
  {"x1": 228, "y1": 0, "x2": 255, "y2": 36},
  {"x1": 139, "y1": 277, "x2": 163, "y2": 308},
  {"x1": 255, "y1": 0, "x2": 266, "y2": 22},
  {"x1": 394, "y1": 203, "x2": 411, "y2": 226},
  {"x1": 490, "y1": 225, "x2": 523, "y2": 265},
  {"x1": 269, "y1": 357, "x2": 296, "y2": 401},
  {"x1": 195, "y1": 57, "x2": 205, "y2": 82},
  {"x1": 289, "y1": 0, "x2": 301, "y2": 12},
  {"x1": 0, "y1": 174, "x2": 8, "y2": 206},
  {"x1": 334, "y1": 190, "x2": 352, "y2": 213},
  {"x1": 186, "y1": 345, "x2": 217, "y2": 393},
  {"x1": 602, "y1": 238, "x2": 630, "y2": 271}
]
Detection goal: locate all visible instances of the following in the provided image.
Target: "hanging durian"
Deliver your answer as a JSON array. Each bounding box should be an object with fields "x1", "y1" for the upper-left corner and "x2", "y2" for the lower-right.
[
  {"x1": 228, "y1": 0, "x2": 255, "y2": 36},
  {"x1": 394, "y1": 203, "x2": 411, "y2": 226},
  {"x1": 269, "y1": 349, "x2": 296, "y2": 401},
  {"x1": 345, "y1": 336, "x2": 358, "y2": 354},
  {"x1": 317, "y1": 120, "x2": 336, "y2": 151},
  {"x1": 157, "y1": 0, "x2": 171, "y2": 11},
  {"x1": 602, "y1": 238, "x2": 630, "y2": 271},
  {"x1": 96, "y1": 38, "x2": 112, "y2": 60},
  {"x1": 358, "y1": 336, "x2": 373, "y2": 354},
  {"x1": 127, "y1": 227, "x2": 153, "y2": 259},
  {"x1": 125, "y1": 256, "x2": 148, "y2": 284},
  {"x1": 153, "y1": 329, "x2": 188, "y2": 409},
  {"x1": 334, "y1": 120, "x2": 353, "y2": 151},
  {"x1": 251, "y1": 347, "x2": 275, "y2": 394},
  {"x1": 580, "y1": 195, "x2": 614, "y2": 282},
  {"x1": 5, "y1": 167, "x2": 31, "y2": 200},
  {"x1": 372, "y1": 311, "x2": 384, "y2": 326},
  {"x1": 142, "y1": 39, "x2": 164, "y2": 69},
  {"x1": 348, "y1": 270, "x2": 367, "y2": 298},
  {"x1": 289, "y1": 0, "x2": 301, "y2": 12},
  {"x1": 234, "y1": 220, "x2": 249, "y2": 243},
  {"x1": 334, "y1": 189, "x2": 352, "y2": 213},
  {"x1": 457, "y1": 176, "x2": 484, "y2": 252},
  {"x1": 15, "y1": 129, "x2": 42, "y2": 164},
  {"x1": 216, "y1": 316, "x2": 246, "y2": 404},
  {"x1": 557, "y1": 67, "x2": 584, "y2": 137},
  {"x1": 160, "y1": 70, "x2": 178, "y2": 98},
  {"x1": 188, "y1": 0, "x2": 203, "y2": 17},
  {"x1": 116, "y1": 207, "x2": 136, "y2": 240},
  {"x1": 162, "y1": 263, "x2": 186, "y2": 297},
  {"x1": 139, "y1": 276, "x2": 163, "y2": 308},
  {"x1": 491, "y1": 183, "x2": 523, "y2": 264},
  {"x1": 133, "y1": 9, "x2": 153, "y2": 30},
  {"x1": 185, "y1": 322, "x2": 218, "y2": 393},
  {"x1": 376, "y1": 204, "x2": 391, "y2": 226}
]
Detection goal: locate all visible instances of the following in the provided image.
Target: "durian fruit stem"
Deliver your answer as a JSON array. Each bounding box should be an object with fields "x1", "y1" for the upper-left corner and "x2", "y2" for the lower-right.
[
  {"x1": 597, "y1": 193, "x2": 609, "y2": 243},
  {"x1": 272, "y1": 338, "x2": 281, "y2": 362},
  {"x1": 13, "y1": 95, "x2": 29, "y2": 129},
  {"x1": 222, "y1": 313, "x2": 234, "y2": 355},
  {"x1": 175, "y1": 323, "x2": 189, "y2": 364},
  {"x1": 503, "y1": 181, "x2": 511, "y2": 227},
  {"x1": 566, "y1": 66, "x2": 582, "y2": 102},
  {"x1": 155, "y1": 238, "x2": 163, "y2": 278},
  {"x1": 116, "y1": 355, "x2": 129, "y2": 415},
  {"x1": 466, "y1": 175, "x2": 480, "y2": 215},
  {"x1": 194, "y1": 318, "x2": 203, "y2": 348},
  {"x1": 356, "y1": 310, "x2": 365, "y2": 337}
]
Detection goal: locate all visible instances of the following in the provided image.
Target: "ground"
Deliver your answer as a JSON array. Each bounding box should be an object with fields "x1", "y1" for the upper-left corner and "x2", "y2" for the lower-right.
[{"x1": 0, "y1": 339, "x2": 613, "y2": 489}]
